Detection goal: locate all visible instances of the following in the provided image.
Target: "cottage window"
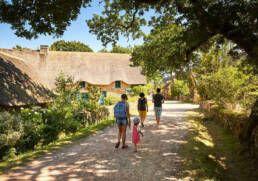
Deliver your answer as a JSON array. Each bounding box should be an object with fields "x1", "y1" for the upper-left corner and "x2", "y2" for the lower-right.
[
  {"x1": 81, "y1": 92, "x2": 89, "y2": 99},
  {"x1": 115, "y1": 81, "x2": 121, "y2": 88},
  {"x1": 80, "y1": 81, "x2": 86, "y2": 88}
]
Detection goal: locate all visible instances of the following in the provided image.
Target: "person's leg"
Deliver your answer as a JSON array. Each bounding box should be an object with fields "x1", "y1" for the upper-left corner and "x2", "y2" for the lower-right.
[
  {"x1": 154, "y1": 107, "x2": 158, "y2": 124},
  {"x1": 157, "y1": 117, "x2": 160, "y2": 125},
  {"x1": 134, "y1": 144, "x2": 138, "y2": 152},
  {"x1": 115, "y1": 125, "x2": 123, "y2": 148},
  {"x1": 117, "y1": 125, "x2": 122, "y2": 143},
  {"x1": 142, "y1": 110, "x2": 146, "y2": 125},
  {"x1": 141, "y1": 116, "x2": 144, "y2": 127},
  {"x1": 156, "y1": 107, "x2": 161, "y2": 125},
  {"x1": 121, "y1": 125, "x2": 127, "y2": 146}
]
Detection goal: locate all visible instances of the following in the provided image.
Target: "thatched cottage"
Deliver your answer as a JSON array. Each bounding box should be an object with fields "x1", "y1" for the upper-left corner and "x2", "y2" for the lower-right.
[{"x1": 0, "y1": 46, "x2": 146, "y2": 108}]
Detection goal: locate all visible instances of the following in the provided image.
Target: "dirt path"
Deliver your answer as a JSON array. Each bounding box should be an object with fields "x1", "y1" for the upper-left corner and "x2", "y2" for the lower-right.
[{"x1": 0, "y1": 101, "x2": 199, "y2": 181}]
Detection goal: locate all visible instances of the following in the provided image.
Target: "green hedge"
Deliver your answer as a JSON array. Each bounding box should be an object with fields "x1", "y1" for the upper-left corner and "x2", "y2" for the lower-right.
[
  {"x1": 0, "y1": 105, "x2": 109, "y2": 160},
  {"x1": 203, "y1": 104, "x2": 248, "y2": 139}
]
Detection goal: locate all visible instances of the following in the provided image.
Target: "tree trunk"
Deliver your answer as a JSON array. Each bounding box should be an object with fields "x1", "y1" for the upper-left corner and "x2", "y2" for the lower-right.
[
  {"x1": 189, "y1": 71, "x2": 198, "y2": 102},
  {"x1": 242, "y1": 98, "x2": 258, "y2": 157}
]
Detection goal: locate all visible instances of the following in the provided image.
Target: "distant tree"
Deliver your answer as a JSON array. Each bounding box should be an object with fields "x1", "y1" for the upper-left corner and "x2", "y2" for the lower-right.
[
  {"x1": 49, "y1": 40, "x2": 93, "y2": 52},
  {"x1": 110, "y1": 46, "x2": 132, "y2": 54},
  {"x1": 98, "y1": 46, "x2": 132, "y2": 54},
  {"x1": 12, "y1": 45, "x2": 30, "y2": 50}
]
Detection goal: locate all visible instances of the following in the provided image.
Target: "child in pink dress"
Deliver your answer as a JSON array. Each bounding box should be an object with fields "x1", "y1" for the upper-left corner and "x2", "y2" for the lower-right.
[{"x1": 132, "y1": 117, "x2": 143, "y2": 152}]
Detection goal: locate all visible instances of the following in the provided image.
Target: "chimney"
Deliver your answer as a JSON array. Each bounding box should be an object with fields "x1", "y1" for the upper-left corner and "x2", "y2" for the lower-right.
[{"x1": 40, "y1": 45, "x2": 49, "y2": 55}]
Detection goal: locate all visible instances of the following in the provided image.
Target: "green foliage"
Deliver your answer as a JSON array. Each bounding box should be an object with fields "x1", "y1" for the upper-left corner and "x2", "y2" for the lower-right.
[
  {"x1": 0, "y1": 0, "x2": 91, "y2": 39},
  {"x1": 104, "y1": 96, "x2": 120, "y2": 106},
  {"x1": 98, "y1": 46, "x2": 132, "y2": 54},
  {"x1": 0, "y1": 74, "x2": 109, "y2": 160},
  {"x1": 12, "y1": 45, "x2": 30, "y2": 50},
  {"x1": 16, "y1": 108, "x2": 44, "y2": 152},
  {"x1": 49, "y1": 40, "x2": 93, "y2": 52},
  {"x1": 2, "y1": 1, "x2": 257, "y2": 67},
  {"x1": 197, "y1": 67, "x2": 257, "y2": 110},
  {"x1": 110, "y1": 46, "x2": 132, "y2": 54},
  {"x1": 194, "y1": 42, "x2": 258, "y2": 110},
  {"x1": 131, "y1": 24, "x2": 188, "y2": 78},
  {"x1": 170, "y1": 80, "x2": 190, "y2": 98},
  {"x1": 87, "y1": 86, "x2": 101, "y2": 105},
  {"x1": 132, "y1": 84, "x2": 152, "y2": 96},
  {"x1": 0, "y1": 112, "x2": 23, "y2": 159},
  {"x1": 87, "y1": 1, "x2": 258, "y2": 68}
]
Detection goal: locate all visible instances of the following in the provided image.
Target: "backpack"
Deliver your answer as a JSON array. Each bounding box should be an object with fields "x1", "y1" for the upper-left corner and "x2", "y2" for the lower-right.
[
  {"x1": 138, "y1": 98, "x2": 146, "y2": 110},
  {"x1": 114, "y1": 102, "x2": 127, "y2": 119}
]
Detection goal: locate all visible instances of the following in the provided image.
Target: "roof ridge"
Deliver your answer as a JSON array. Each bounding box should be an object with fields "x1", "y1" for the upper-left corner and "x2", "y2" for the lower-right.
[
  {"x1": 0, "y1": 51, "x2": 27, "y2": 62},
  {"x1": 49, "y1": 51, "x2": 131, "y2": 56}
]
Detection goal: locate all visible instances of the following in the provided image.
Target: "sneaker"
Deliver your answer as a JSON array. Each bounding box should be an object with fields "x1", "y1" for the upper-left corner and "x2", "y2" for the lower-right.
[{"x1": 115, "y1": 142, "x2": 120, "y2": 148}]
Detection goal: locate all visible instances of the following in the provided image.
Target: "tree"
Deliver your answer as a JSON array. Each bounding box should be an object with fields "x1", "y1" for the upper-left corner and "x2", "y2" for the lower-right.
[
  {"x1": 49, "y1": 40, "x2": 93, "y2": 52},
  {"x1": 110, "y1": 45, "x2": 132, "y2": 54},
  {"x1": 12, "y1": 45, "x2": 30, "y2": 50},
  {"x1": 0, "y1": 0, "x2": 91, "y2": 39},
  {"x1": 98, "y1": 46, "x2": 132, "y2": 54},
  {"x1": 87, "y1": 0, "x2": 258, "y2": 68}
]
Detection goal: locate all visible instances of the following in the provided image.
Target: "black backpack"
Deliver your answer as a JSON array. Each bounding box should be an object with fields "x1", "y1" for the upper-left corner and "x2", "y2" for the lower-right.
[{"x1": 138, "y1": 98, "x2": 146, "y2": 110}]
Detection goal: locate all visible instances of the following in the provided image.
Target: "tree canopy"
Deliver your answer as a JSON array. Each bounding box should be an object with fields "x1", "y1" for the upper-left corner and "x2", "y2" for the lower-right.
[
  {"x1": 86, "y1": 0, "x2": 258, "y2": 68},
  {"x1": 0, "y1": 0, "x2": 91, "y2": 39},
  {"x1": 49, "y1": 40, "x2": 93, "y2": 52}
]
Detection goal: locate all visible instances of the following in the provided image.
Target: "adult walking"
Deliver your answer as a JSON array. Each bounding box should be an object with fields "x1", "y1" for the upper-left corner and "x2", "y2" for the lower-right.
[
  {"x1": 114, "y1": 94, "x2": 131, "y2": 149},
  {"x1": 138, "y1": 92, "x2": 148, "y2": 128},
  {"x1": 152, "y1": 88, "x2": 165, "y2": 126}
]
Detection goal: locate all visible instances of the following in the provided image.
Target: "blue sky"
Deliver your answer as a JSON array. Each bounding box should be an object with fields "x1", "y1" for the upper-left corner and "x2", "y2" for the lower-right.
[{"x1": 0, "y1": 1, "x2": 152, "y2": 52}]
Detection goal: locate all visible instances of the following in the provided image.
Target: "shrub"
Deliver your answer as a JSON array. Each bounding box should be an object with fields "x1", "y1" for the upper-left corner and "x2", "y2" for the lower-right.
[
  {"x1": 87, "y1": 86, "x2": 101, "y2": 104},
  {"x1": 16, "y1": 108, "x2": 45, "y2": 152},
  {"x1": 132, "y1": 84, "x2": 152, "y2": 96},
  {"x1": 197, "y1": 67, "x2": 257, "y2": 110},
  {"x1": 169, "y1": 80, "x2": 190, "y2": 98},
  {"x1": 0, "y1": 74, "x2": 111, "y2": 160},
  {"x1": 0, "y1": 112, "x2": 23, "y2": 159},
  {"x1": 104, "y1": 96, "x2": 120, "y2": 105}
]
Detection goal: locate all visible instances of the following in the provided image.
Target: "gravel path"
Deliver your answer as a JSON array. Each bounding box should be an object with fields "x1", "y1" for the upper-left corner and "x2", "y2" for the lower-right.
[{"x1": 0, "y1": 101, "x2": 199, "y2": 181}]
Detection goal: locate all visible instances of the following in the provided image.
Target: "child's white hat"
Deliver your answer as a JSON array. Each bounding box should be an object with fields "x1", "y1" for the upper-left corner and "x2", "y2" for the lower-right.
[{"x1": 133, "y1": 117, "x2": 140, "y2": 125}]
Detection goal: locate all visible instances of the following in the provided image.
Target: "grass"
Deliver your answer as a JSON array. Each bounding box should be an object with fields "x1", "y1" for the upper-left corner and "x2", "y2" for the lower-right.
[
  {"x1": 181, "y1": 110, "x2": 258, "y2": 181},
  {"x1": 0, "y1": 118, "x2": 115, "y2": 175}
]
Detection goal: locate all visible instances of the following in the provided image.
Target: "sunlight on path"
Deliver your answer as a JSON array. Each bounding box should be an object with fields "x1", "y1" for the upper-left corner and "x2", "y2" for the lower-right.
[{"x1": 0, "y1": 101, "x2": 199, "y2": 181}]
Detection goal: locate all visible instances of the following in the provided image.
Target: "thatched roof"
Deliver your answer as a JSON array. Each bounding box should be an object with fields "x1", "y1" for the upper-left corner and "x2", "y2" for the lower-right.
[
  {"x1": 0, "y1": 49, "x2": 146, "y2": 89},
  {"x1": 0, "y1": 48, "x2": 146, "y2": 106},
  {"x1": 0, "y1": 52, "x2": 52, "y2": 106}
]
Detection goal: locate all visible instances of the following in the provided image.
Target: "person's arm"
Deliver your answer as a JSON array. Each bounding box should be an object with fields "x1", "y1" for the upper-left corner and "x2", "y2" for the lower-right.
[
  {"x1": 152, "y1": 95, "x2": 154, "y2": 103},
  {"x1": 137, "y1": 99, "x2": 140, "y2": 111},
  {"x1": 126, "y1": 103, "x2": 131, "y2": 128},
  {"x1": 146, "y1": 99, "x2": 149, "y2": 112},
  {"x1": 162, "y1": 95, "x2": 165, "y2": 104},
  {"x1": 137, "y1": 127, "x2": 143, "y2": 137}
]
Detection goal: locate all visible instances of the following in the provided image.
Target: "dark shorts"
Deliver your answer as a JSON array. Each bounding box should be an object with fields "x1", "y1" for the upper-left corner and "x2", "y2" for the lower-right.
[{"x1": 116, "y1": 118, "x2": 128, "y2": 126}]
